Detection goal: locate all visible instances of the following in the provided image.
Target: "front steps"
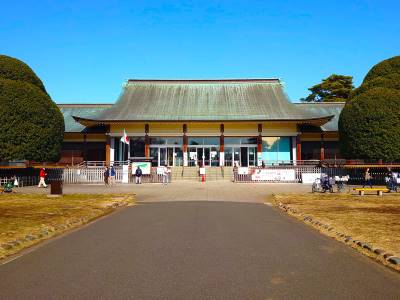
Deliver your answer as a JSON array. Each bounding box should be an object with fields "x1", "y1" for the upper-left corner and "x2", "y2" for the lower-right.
[{"x1": 170, "y1": 167, "x2": 233, "y2": 181}]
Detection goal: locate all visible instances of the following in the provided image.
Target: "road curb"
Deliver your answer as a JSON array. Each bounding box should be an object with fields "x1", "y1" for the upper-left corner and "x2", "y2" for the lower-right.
[{"x1": 276, "y1": 201, "x2": 400, "y2": 272}]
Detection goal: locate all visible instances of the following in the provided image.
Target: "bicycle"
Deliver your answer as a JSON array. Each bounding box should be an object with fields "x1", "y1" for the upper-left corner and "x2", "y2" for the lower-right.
[{"x1": 335, "y1": 175, "x2": 350, "y2": 193}]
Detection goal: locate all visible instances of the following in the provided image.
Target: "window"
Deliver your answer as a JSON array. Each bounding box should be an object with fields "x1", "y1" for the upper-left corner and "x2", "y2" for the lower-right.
[
  {"x1": 130, "y1": 137, "x2": 145, "y2": 157},
  {"x1": 261, "y1": 137, "x2": 291, "y2": 162},
  {"x1": 225, "y1": 137, "x2": 257, "y2": 145}
]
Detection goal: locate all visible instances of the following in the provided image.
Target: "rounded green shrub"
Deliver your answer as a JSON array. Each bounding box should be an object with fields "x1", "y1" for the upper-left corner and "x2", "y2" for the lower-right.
[
  {"x1": 338, "y1": 87, "x2": 400, "y2": 161},
  {"x1": 0, "y1": 78, "x2": 64, "y2": 162},
  {"x1": 351, "y1": 73, "x2": 400, "y2": 98},
  {"x1": 363, "y1": 55, "x2": 400, "y2": 84},
  {"x1": 0, "y1": 55, "x2": 46, "y2": 92}
]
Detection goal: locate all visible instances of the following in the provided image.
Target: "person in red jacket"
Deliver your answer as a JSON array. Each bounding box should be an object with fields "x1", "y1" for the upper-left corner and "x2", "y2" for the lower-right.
[{"x1": 38, "y1": 168, "x2": 48, "y2": 188}]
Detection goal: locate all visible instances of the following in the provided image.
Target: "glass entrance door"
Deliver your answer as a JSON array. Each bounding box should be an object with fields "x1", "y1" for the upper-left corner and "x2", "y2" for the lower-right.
[
  {"x1": 204, "y1": 148, "x2": 210, "y2": 166},
  {"x1": 197, "y1": 148, "x2": 204, "y2": 167},
  {"x1": 159, "y1": 147, "x2": 176, "y2": 166},
  {"x1": 233, "y1": 147, "x2": 240, "y2": 167},
  {"x1": 240, "y1": 147, "x2": 248, "y2": 167},
  {"x1": 160, "y1": 148, "x2": 167, "y2": 166}
]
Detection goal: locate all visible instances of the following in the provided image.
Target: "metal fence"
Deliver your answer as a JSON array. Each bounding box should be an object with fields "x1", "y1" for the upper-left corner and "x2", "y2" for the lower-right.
[
  {"x1": 62, "y1": 167, "x2": 170, "y2": 184},
  {"x1": 234, "y1": 166, "x2": 400, "y2": 184},
  {"x1": 234, "y1": 166, "x2": 322, "y2": 183}
]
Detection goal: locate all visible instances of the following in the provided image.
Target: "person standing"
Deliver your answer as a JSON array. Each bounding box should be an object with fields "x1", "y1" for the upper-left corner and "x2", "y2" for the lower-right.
[
  {"x1": 135, "y1": 166, "x2": 142, "y2": 184},
  {"x1": 363, "y1": 168, "x2": 372, "y2": 188},
  {"x1": 110, "y1": 166, "x2": 116, "y2": 186},
  {"x1": 162, "y1": 166, "x2": 169, "y2": 185},
  {"x1": 104, "y1": 167, "x2": 110, "y2": 186},
  {"x1": 38, "y1": 168, "x2": 48, "y2": 188}
]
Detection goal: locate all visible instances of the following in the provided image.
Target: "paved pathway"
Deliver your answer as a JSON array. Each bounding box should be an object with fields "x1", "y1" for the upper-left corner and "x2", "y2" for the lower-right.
[
  {"x1": 19, "y1": 181, "x2": 311, "y2": 202},
  {"x1": 1, "y1": 183, "x2": 399, "y2": 299}
]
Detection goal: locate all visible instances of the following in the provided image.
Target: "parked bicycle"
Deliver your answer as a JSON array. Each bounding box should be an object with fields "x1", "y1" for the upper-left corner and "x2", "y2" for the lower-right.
[
  {"x1": 335, "y1": 175, "x2": 350, "y2": 193},
  {"x1": 312, "y1": 174, "x2": 334, "y2": 193}
]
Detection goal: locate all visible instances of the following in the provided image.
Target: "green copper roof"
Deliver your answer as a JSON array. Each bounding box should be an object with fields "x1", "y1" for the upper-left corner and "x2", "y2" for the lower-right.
[
  {"x1": 294, "y1": 102, "x2": 345, "y2": 131},
  {"x1": 75, "y1": 79, "x2": 332, "y2": 123},
  {"x1": 58, "y1": 104, "x2": 112, "y2": 132}
]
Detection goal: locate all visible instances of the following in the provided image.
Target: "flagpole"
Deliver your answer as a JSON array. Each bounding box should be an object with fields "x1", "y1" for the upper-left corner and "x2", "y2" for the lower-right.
[
  {"x1": 122, "y1": 140, "x2": 125, "y2": 163},
  {"x1": 128, "y1": 138, "x2": 131, "y2": 163}
]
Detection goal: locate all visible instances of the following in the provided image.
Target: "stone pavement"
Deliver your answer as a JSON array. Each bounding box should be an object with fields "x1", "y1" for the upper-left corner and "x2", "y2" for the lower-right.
[{"x1": 18, "y1": 181, "x2": 312, "y2": 202}]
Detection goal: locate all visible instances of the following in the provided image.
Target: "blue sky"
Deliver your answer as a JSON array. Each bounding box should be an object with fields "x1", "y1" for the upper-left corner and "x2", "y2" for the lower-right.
[{"x1": 1, "y1": 1, "x2": 399, "y2": 103}]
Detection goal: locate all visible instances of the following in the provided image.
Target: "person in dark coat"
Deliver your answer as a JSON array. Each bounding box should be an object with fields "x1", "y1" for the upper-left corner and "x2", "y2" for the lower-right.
[
  {"x1": 104, "y1": 167, "x2": 110, "y2": 186},
  {"x1": 135, "y1": 166, "x2": 142, "y2": 184}
]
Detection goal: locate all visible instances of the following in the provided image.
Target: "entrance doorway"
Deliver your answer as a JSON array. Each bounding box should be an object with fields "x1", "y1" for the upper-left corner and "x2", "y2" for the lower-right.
[
  {"x1": 225, "y1": 146, "x2": 257, "y2": 167},
  {"x1": 150, "y1": 147, "x2": 183, "y2": 167},
  {"x1": 189, "y1": 147, "x2": 219, "y2": 167}
]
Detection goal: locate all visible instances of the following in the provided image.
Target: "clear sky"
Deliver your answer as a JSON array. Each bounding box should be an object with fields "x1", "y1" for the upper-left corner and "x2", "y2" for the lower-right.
[{"x1": 1, "y1": 0, "x2": 399, "y2": 104}]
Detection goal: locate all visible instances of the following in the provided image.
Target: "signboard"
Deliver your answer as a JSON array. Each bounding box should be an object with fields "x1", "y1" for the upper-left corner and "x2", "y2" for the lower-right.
[
  {"x1": 122, "y1": 164, "x2": 129, "y2": 183},
  {"x1": 301, "y1": 173, "x2": 321, "y2": 184},
  {"x1": 157, "y1": 167, "x2": 165, "y2": 175},
  {"x1": 251, "y1": 169, "x2": 296, "y2": 182},
  {"x1": 132, "y1": 162, "x2": 151, "y2": 175},
  {"x1": 238, "y1": 167, "x2": 249, "y2": 175},
  {"x1": 199, "y1": 167, "x2": 206, "y2": 175}
]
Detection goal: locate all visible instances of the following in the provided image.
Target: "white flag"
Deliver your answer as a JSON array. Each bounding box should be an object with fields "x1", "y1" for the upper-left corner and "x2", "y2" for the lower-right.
[{"x1": 120, "y1": 129, "x2": 129, "y2": 145}]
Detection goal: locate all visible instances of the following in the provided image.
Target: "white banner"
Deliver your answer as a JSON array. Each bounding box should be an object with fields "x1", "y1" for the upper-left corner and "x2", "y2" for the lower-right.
[
  {"x1": 302, "y1": 173, "x2": 321, "y2": 184},
  {"x1": 251, "y1": 169, "x2": 296, "y2": 181},
  {"x1": 238, "y1": 167, "x2": 249, "y2": 175},
  {"x1": 132, "y1": 162, "x2": 151, "y2": 175},
  {"x1": 122, "y1": 165, "x2": 129, "y2": 183}
]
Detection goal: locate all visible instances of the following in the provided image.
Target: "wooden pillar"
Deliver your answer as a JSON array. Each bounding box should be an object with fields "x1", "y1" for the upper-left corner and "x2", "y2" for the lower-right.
[
  {"x1": 257, "y1": 124, "x2": 262, "y2": 153},
  {"x1": 83, "y1": 133, "x2": 87, "y2": 162},
  {"x1": 220, "y1": 124, "x2": 224, "y2": 166},
  {"x1": 296, "y1": 135, "x2": 301, "y2": 163},
  {"x1": 145, "y1": 124, "x2": 150, "y2": 158},
  {"x1": 320, "y1": 133, "x2": 325, "y2": 161},
  {"x1": 105, "y1": 135, "x2": 111, "y2": 164},
  {"x1": 183, "y1": 124, "x2": 188, "y2": 166},
  {"x1": 256, "y1": 124, "x2": 262, "y2": 166}
]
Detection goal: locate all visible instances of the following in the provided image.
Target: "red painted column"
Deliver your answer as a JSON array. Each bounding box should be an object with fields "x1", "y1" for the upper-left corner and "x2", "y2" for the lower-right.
[
  {"x1": 296, "y1": 135, "x2": 302, "y2": 163},
  {"x1": 145, "y1": 124, "x2": 150, "y2": 158},
  {"x1": 183, "y1": 124, "x2": 188, "y2": 166},
  {"x1": 106, "y1": 136, "x2": 111, "y2": 164}
]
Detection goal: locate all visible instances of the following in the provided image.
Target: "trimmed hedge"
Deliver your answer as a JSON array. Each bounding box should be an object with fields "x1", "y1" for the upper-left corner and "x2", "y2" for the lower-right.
[
  {"x1": 338, "y1": 87, "x2": 400, "y2": 161},
  {"x1": 0, "y1": 55, "x2": 46, "y2": 93},
  {"x1": 351, "y1": 73, "x2": 400, "y2": 98},
  {"x1": 0, "y1": 79, "x2": 64, "y2": 162},
  {"x1": 363, "y1": 55, "x2": 400, "y2": 84}
]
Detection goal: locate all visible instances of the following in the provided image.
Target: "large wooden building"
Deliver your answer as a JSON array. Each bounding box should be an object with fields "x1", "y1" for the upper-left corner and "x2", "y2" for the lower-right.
[{"x1": 59, "y1": 79, "x2": 344, "y2": 167}]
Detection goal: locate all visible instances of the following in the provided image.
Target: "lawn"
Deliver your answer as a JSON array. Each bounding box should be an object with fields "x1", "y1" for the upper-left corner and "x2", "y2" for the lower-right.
[
  {"x1": 271, "y1": 193, "x2": 400, "y2": 258},
  {"x1": 0, "y1": 193, "x2": 135, "y2": 260}
]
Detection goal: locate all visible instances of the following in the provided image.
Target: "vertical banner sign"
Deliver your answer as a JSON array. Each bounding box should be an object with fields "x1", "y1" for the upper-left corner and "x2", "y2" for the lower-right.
[{"x1": 122, "y1": 164, "x2": 129, "y2": 183}]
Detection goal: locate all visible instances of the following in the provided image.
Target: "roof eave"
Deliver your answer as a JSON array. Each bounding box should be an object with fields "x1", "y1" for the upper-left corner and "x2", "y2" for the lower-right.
[{"x1": 73, "y1": 115, "x2": 334, "y2": 127}]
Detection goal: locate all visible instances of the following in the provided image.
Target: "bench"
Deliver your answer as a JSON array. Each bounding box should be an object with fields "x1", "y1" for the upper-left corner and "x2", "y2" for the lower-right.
[{"x1": 353, "y1": 188, "x2": 389, "y2": 196}]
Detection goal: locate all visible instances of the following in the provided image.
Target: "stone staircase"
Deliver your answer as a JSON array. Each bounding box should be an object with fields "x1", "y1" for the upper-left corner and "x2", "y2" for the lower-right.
[{"x1": 169, "y1": 167, "x2": 233, "y2": 181}]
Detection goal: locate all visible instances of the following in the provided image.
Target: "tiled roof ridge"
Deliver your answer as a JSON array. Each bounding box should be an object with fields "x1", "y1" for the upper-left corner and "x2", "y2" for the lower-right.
[
  {"x1": 294, "y1": 102, "x2": 346, "y2": 105},
  {"x1": 57, "y1": 103, "x2": 113, "y2": 107},
  {"x1": 127, "y1": 78, "x2": 280, "y2": 84}
]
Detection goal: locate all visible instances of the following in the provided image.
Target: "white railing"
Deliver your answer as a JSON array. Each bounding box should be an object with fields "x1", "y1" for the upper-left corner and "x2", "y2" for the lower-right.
[
  {"x1": 234, "y1": 166, "x2": 322, "y2": 183},
  {"x1": 62, "y1": 166, "x2": 169, "y2": 184},
  {"x1": 63, "y1": 167, "x2": 124, "y2": 183}
]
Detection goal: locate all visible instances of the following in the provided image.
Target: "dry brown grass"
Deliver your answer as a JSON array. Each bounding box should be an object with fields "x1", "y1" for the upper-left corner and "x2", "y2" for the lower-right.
[
  {"x1": 271, "y1": 193, "x2": 400, "y2": 257},
  {"x1": 0, "y1": 193, "x2": 135, "y2": 260}
]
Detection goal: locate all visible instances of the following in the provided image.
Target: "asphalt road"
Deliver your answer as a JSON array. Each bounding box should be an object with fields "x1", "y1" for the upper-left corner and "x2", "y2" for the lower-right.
[{"x1": 0, "y1": 201, "x2": 399, "y2": 299}]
